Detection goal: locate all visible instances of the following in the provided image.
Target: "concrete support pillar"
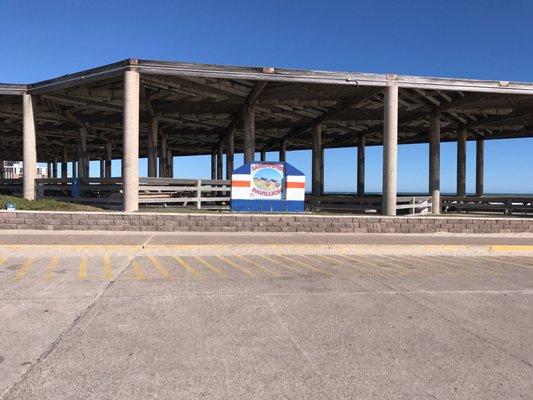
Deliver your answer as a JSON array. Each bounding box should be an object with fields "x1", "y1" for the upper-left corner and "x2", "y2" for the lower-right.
[
  {"x1": 211, "y1": 151, "x2": 217, "y2": 180},
  {"x1": 105, "y1": 142, "x2": 112, "y2": 178},
  {"x1": 72, "y1": 161, "x2": 77, "y2": 178},
  {"x1": 320, "y1": 148, "x2": 324, "y2": 195},
  {"x1": 382, "y1": 83, "x2": 398, "y2": 216},
  {"x1": 312, "y1": 123, "x2": 322, "y2": 196},
  {"x1": 47, "y1": 162, "x2": 52, "y2": 178},
  {"x1": 61, "y1": 146, "x2": 68, "y2": 178},
  {"x1": 260, "y1": 149, "x2": 266, "y2": 162},
  {"x1": 243, "y1": 103, "x2": 255, "y2": 163},
  {"x1": 77, "y1": 127, "x2": 88, "y2": 179},
  {"x1": 456, "y1": 130, "x2": 466, "y2": 196},
  {"x1": 99, "y1": 160, "x2": 105, "y2": 178},
  {"x1": 0, "y1": 160, "x2": 4, "y2": 179},
  {"x1": 226, "y1": 129, "x2": 235, "y2": 180},
  {"x1": 22, "y1": 93, "x2": 37, "y2": 200},
  {"x1": 217, "y1": 142, "x2": 224, "y2": 180},
  {"x1": 429, "y1": 111, "x2": 441, "y2": 214},
  {"x1": 53, "y1": 158, "x2": 58, "y2": 179},
  {"x1": 476, "y1": 138, "x2": 484, "y2": 197},
  {"x1": 357, "y1": 134, "x2": 366, "y2": 196},
  {"x1": 279, "y1": 139, "x2": 287, "y2": 162},
  {"x1": 159, "y1": 134, "x2": 167, "y2": 178},
  {"x1": 167, "y1": 149, "x2": 173, "y2": 178},
  {"x1": 123, "y1": 69, "x2": 140, "y2": 212},
  {"x1": 147, "y1": 117, "x2": 158, "y2": 177}
]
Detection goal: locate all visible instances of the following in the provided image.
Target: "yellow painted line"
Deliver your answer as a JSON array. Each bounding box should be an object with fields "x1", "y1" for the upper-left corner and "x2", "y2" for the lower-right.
[
  {"x1": 257, "y1": 255, "x2": 304, "y2": 275},
  {"x1": 491, "y1": 245, "x2": 533, "y2": 252},
  {"x1": 481, "y1": 256, "x2": 533, "y2": 271},
  {"x1": 503, "y1": 256, "x2": 533, "y2": 267},
  {"x1": 103, "y1": 256, "x2": 113, "y2": 280},
  {"x1": 389, "y1": 255, "x2": 448, "y2": 275},
  {"x1": 15, "y1": 257, "x2": 35, "y2": 282},
  {"x1": 148, "y1": 256, "x2": 171, "y2": 279},
  {"x1": 79, "y1": 257, "x2": 88, "y2": 280},
  {"x1": 173, "y1": 256, "x2": 203, "y2": 279},
  {"x1": 44, "y1": 256, "x2": 59, "y2": 281},
  {"x1": 410, "y1": 255, "x2": 496, "y2": 276},
  {"x1": 128, "y1": 256, "x2": 145, "y2": 280},
  {"x1": 342, "y1": 255, "x2": 396, "y2": 275},
  {"x1": 236, "y1": 255, "x2": 280, "y2": 277},
  {"x1": 218, "y1": 256, "x2": 254, "y2": 277},
  {"x1": 278, "y1": 255, "x2": 331, "y2": 276},
  {"x1": 0, "y1": 256, "x2": 6, "y2": 266},
  {"x1": 309, "y1": 255, "x2": 359, "y2": 275},
  {"x1": 335, "y1": 254, "x2": 386, "y2": 276},
  {"x1": 194, "y1": 256, "x2": 226, "y2": 277}
]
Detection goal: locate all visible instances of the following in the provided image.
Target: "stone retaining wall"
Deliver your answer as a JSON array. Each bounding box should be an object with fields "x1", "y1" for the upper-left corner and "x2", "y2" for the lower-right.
[{"x1": 0, "y1": 211, "x2": 532, "y2": 234}]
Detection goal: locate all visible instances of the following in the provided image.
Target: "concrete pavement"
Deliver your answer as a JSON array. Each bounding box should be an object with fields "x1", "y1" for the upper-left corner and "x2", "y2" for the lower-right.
[{"x1": 0, "y1": 232, "x2": 532, "y2": 399}]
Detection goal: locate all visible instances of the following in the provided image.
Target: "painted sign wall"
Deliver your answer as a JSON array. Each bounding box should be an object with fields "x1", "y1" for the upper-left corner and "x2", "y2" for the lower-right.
[{"x1": 231, "y1": 162, "x2": 305, "y2": 213}]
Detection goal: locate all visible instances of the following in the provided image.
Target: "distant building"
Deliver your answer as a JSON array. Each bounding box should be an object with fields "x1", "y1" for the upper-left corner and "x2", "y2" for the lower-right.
[{"x1": 1, "y1": 161, "x2": 47, "y2": 179}]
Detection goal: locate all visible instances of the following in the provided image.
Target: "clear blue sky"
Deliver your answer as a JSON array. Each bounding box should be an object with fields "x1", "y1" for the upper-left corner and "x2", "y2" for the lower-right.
[{"x1": 1, "y1": 0, "x2": 532, "y2": 194}]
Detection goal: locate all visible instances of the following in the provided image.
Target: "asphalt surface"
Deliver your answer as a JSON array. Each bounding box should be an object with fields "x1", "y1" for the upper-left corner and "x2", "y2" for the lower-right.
[{"x1": 0, "y1": 233, "x2": 532, "y2": 399}]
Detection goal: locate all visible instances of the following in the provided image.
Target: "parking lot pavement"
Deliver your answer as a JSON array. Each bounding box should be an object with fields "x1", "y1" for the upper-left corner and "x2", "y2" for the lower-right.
[{"x1": 1, "y1": 249, "x2": 532, "y2": 399}]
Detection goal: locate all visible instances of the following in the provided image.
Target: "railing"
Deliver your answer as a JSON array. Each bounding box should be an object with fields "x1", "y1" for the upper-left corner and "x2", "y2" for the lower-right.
[
  {"x1": 139, "y1": 178, "x2": 230, "y2": 209},
  {"x1": 442, "y1": 196, "x2": 533, "y2": 216},
  {"x1": 306, "y1": 195, "x2": 432, "y2": 214},
  {"x1": 36, "y1": 178, "x2": 123, "y2": 208}
]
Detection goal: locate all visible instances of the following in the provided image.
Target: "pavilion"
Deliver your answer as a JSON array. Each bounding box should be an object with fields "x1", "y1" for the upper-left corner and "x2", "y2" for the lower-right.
[{"x1": 1, "y1": 59, "x2": 532, "y2": 214}]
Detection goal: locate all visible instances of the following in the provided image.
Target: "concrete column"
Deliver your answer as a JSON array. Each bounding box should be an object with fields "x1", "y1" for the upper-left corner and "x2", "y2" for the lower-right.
[
  {"x1": 312, "y1": 123, "x2": 322, "y2": 196},
  {"x1": 243, "y1": 103, "x2": 255, "y2": 163},
  {"x1": 357, "y1": 134, "x2": 366, "y2": 196},
  {"x1": 77, "y1": 127, "x2": 88, "y2": 179},
  {"x1": 72, "y1": 161, "x2": 77, "y2": 178},
  {"x1": 61, "y1": 146, "x2": 68, "y2": 178},
  {"x1": 429, "y1": 111, "x2": 441, "y2": 214},
  {"x1": 476, "y1": 138, "x2": 484, "y2": 197},
  {"x1": 53, "y1": 158, "x2": 58, "y2": 179},
  {"x1": 382, "y1": 83, "x2": 398, "y2": 216},
  {"x1": 320, "y1": 148, "x2": 324, "y2": 195},
  {"x1": 167, "y1": 149, "x2": 173, "y2": 178},
  {"x1": 211, "y1": 151, "x2": 216, "y2": 179},
  {"x1": 260, "y1": 149, "x2": 266, "y2": 162},
  {"x1": 104, "y1": 143, "x2": 112, "y2": 178},
  {"x1": 226, "y1": 129, "x2": 235, "y2": 180},
  {"x1": 279, "y1": 139, "x2": 287, "y2": 162},
  {"x1": 217, "y1": 142, "x2": 223, "y2": 180},
  {"x1": 99, "y1": 160, "x2": 105, "y2": 178},
  {"x1": 47, "y1": 162, "x2": 52, "y2": 178},
  {"x1": 22, "y1": 93, "x2": 37, "y2": 200},
  {"x1": 123, "y1": 69, "x2": 140, "y2": 212},
  {"x1": 159, "y1": 134, "x2": 167, "y2": 178},
  {"x1": 456, "y1": 130, "x2": 466, "y2": 196},
  {"x1": 147, "y1": 117, "x2": 158, "y2": 177},
  {"x1": 0, "y1": 160, "x2": 4, "y2": 179}
]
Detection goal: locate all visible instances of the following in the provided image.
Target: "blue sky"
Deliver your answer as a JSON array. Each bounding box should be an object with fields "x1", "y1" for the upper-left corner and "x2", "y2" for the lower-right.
[{"x1": 1, "y1": 0, "x2": 531, "y2": 193}]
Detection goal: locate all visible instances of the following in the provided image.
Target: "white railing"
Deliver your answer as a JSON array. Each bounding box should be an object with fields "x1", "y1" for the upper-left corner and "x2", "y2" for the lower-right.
[
  {"x1": 442, "y1": 196, "x2": 533, "y2": 216},
  {"x1": 139, "y1": 178, "x2": 230, "y2": 209},
  {"x1": 306, "y1": 195, "x2": 432, "y2": 214}
]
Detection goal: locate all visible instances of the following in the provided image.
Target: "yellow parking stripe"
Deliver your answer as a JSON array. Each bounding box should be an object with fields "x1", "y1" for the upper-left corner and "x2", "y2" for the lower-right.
[
  {"x1": 503, "y1": 256, "x2": 533, "y2": 268},
  {"x1": 0, "y1": 256, "x2": 6, "y2": 266},
  {"x1": 258, "y1": 255, "x2": 304, "y2": 275},
  {"x1": 341, "y1": 255, "x2": 394, "y2": 275},
  {"x1": 128, "y1": 256, "x2": 145, "y2": 280},
  {"x1": 16, "y1": 257, "x2": 35, "y2": 282},
  {"x1": 148, "y1": 256, "x2": 171, "y2": 279},
  {"x1": 278, "y1": 255, "x2": 331, "y2": 276},
  {"x1": 482, "y1": 256, "x2": 533, "y2": 271},
  {"x1": 195, "y1": 256, "x2": 226, "y2": 277},
  {"x1": 313, "y1": 255, "x2": 360, "y2": 275},
  {"x1": 218, "y1": 256, "x2": 254, "y2": 277},
  {"x1": 44, "y1": 256, "x2": 59, "y2": 281},
  {"x1": 335, "y1": 255, "x2": 386, "y2": 276},
  {"x1": 79, "y1": 257, "x2": 88, "y2": 280},
  {"x1": 173, "y1": 256, "x2": 203, "y2": 279},
  {"x1": 103, "y1": 256, "x2": 113, "y2": 280},
  {"x1": 237, "y1": 255, "x2": 280, "y2": 277}
]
